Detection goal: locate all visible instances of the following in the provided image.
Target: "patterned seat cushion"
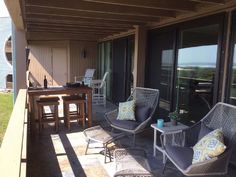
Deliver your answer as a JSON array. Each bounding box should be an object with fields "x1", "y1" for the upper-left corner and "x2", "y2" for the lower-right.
[
  {"x1": 117, "y1": 100, "x2": 135, "y2": 121},
  {"x1": 192, "y1": 128, "x2": 226, "y2": 164}
]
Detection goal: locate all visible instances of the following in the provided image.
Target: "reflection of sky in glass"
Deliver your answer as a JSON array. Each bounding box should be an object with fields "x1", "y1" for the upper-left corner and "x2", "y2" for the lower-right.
[
  {"x1": 178, "y1": 45, "x2": 217, "y2": 68},
  {"x1": 161, "y1": 49, "x2": 173, "y2": 66},
  {"x1": 233, "y1": 45, "x2": 236, "y2": 68}
]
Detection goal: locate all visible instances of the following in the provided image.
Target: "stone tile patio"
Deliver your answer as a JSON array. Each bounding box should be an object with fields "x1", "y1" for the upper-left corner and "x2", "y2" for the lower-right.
[{"x1": 27, "y1": 102, "x2": 236, "y2": 177}]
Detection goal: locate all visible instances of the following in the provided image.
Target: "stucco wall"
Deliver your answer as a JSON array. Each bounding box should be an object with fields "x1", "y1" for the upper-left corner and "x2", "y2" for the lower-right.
[{"x1": 0, "y1": 17, "x2": 12, "y2": 89}]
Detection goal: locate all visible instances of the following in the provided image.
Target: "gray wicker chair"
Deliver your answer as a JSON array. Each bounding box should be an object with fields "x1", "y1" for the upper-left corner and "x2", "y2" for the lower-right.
[
  {"x1": 105, "y1": 87, "x2": 159, "y2": 145},
  {"x1": 162, "y1": 102, "x2": 236, "y2": 176}
]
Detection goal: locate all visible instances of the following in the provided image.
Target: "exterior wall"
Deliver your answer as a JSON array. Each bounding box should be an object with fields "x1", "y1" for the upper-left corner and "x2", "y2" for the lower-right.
[
  {"x1": 0, "y1": 17, "x2": 12, "y2": 90},
  {"x1": 28, "y1": 41, "x2": 69, "y2": 86},
  {"x1": 28, "y1": 40, "x2": 97, "y2": 86},
  {"x1": 69, "y1": 41, "x2": 97, "y2": 82}
]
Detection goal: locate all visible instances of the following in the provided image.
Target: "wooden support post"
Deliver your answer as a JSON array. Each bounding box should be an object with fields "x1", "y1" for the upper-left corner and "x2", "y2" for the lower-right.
[{"x1": 133, "y1": 25, "x2": 147, "y2": 87}]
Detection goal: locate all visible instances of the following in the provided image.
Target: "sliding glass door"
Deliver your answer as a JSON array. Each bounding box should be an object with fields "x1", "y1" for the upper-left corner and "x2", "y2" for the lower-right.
[
  {"x1": 146, "y1": 14, "x2": 224, "y2": 123},
  {"x1": 98, "y1": 36, "x2": 134, "y2": 104},
  {"x1": 176, "y1": 24, "x2": 221, "y2": 123},
  {"x1": 112, "y1": 36, "x2": 134, "y2": 104},
  {"x1": 146, "y1": 29, "x2": 175, "y2": 117},
  {"x1": 98, "y1": 41, "x2": 112, "y2": 100},
  {"x1": 228, "y1": 11, "x2": 236, "y2": 105}
]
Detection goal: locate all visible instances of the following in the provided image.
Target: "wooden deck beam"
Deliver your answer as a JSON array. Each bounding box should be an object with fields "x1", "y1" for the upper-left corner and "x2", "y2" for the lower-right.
[
  {"x1": 25, "y1": 0, "x2": 176, "y2": 18},
  {"x1": 84, "y1": 0, "x2": 197, "y2": 12}
]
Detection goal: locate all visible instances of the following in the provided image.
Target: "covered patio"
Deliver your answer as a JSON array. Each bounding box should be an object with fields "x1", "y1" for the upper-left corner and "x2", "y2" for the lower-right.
[
  {"x1": 2, "y1": 0, "x2": 236, "y2": 177},
  {"x1": 26, "y1": 102, "x2": 236, "y2": 177}
]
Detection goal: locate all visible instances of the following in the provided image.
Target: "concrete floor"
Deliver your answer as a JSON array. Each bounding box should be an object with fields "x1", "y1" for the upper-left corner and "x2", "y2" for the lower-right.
[{"x1": 27, "y1": 102, "x2": 236, "y2": 177}]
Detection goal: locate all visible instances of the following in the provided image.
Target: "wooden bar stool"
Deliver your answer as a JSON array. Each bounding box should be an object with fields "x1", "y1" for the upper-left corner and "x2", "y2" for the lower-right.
[
  {"x1": 62, "y1": 95, "x2": 86, "y2": 130},
  {"x1": 37, "y1": 96, "x2": 60, "y2": 132}
]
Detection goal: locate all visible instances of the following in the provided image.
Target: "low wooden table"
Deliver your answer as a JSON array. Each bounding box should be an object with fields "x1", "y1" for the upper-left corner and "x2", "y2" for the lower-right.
[
  {"x1": 83, "y1": 125, "x2": 124, "y2": 163},
  {"x1": 28, "y1": 86, "x2": 93, "y2": 131},
  {"x1": 151, "y1": 122, "x2": 188, "y2": 163}
]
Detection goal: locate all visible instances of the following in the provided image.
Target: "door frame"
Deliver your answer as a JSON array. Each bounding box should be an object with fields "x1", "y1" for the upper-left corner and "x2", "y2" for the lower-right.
[
  {"x1": 225, "y1": 10, "x2": 236, "y2": 103},
  {"x1": 175, "y1": 13, "x2": 226, "y2": 107},
  {"x1": 146, "y1": 13, "x2": 226, "y2": 117}
]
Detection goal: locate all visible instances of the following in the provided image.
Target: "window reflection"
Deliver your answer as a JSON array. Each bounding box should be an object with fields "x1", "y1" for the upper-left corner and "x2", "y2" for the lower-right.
[
  {"x1": 160, "y1": 49, "x2": 174, "y2": 102},
  {"x1": 176, "y1": 25, "x2": 219, "y2": 124},
  {"x1": 230, "y1": 45, "x2": 236, "y2": 105}
]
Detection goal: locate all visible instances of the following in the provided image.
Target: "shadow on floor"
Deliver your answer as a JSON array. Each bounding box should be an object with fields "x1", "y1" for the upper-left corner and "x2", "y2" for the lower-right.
[{"x1": 27, "y1": 102, "x2": 236, "y2": 177}]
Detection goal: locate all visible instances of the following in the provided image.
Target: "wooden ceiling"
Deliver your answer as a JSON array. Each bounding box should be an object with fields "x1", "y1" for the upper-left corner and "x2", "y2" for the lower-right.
[{"x1": 20, "y1": 0, "x2": 231, "y2": 41}]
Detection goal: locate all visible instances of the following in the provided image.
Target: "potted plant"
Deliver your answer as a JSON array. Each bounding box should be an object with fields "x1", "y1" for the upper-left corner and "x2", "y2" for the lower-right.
[{"x1": 168, "y1": 110, "x2": 179, "y2": 126}]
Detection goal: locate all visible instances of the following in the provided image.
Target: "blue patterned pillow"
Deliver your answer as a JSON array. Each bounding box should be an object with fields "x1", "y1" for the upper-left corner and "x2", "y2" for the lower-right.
[
  {"x1": 192, "y1": 129, "x2": 226, "y2": 164},
  {"x1": 117, "y1": 100, "x2": 135, "y2": 121}
]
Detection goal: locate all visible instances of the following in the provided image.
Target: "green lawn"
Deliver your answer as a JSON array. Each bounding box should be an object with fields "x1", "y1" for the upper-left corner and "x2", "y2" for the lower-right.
[{"x1": 0, "y1": 93, "x2": 13, "y2": 145}]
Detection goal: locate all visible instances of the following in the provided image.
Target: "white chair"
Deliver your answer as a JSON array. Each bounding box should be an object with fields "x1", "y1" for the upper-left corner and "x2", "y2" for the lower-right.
[
  {"x1": 74, "y1": 69, "x2": 95, "y2": 86},
  {"x1": 91, "y1": 72, "x2": 109, "y2": 106}
]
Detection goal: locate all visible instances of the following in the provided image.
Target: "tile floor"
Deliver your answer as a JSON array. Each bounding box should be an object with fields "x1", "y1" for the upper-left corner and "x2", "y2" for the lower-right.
[{"x1": 27, "y1": 102, "x2": 236, "y2": 177}]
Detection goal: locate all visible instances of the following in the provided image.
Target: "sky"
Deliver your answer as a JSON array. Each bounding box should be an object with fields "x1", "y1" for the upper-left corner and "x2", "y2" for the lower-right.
[
  {"x1": 178, "y1": 45, "x2": 217, "y2": 67},
  {"x1": 0, "y1": 0, "x2": 9, "y2": 17}
]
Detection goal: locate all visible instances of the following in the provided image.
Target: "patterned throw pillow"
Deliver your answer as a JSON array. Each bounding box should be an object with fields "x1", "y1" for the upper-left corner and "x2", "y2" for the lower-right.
[
  {"x1": 117, "y1": 100, "x2": 135, "y2": 121},
  {"x1": 192, "y1": 129, "x2": 226, "y2": 164}
]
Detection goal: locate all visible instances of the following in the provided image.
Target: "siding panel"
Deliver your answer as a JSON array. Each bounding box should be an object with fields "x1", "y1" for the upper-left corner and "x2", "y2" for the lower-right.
[{"x1": 69, "y1": 41, "x2": 97, "y2": 81}]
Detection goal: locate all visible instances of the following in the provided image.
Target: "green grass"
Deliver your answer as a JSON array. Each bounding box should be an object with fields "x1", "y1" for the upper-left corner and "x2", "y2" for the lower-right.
[{"x1": 0, "y1": 93, "x2": 13, "y2": 145}]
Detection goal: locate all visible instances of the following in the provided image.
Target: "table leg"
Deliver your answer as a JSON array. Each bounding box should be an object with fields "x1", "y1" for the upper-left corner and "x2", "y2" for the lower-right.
[
  {"x1": 163, "y1": 134, "x2": 167, "y2": 164},
  {"x1": 29, "y1": 95, "x2": 36, "y2": 135},
  {"x1": 85, "y1": 139, "x2": 90, "y2": 155},
  {"x1": 87, "y1": 92, "x2": 92, "y2": 127},
  {"x1": 153, "y1": 129, "x2": 157, "y2": 157},
  {"x1": 104, "y1": 143, "x2": 107, "y2": 163},
  {"x1": 183, "y1": 132, "x2": 186, "y2": 146}
]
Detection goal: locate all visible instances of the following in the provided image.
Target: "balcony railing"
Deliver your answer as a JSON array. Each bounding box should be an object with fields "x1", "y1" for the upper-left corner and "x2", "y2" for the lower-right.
[{"x1": 0, "y1": 89, "x2": 28, "y2": 177}]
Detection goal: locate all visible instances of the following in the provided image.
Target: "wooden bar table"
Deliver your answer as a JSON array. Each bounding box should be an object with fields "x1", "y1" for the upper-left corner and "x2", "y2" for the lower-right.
[{"x1": 28, "y1": 86, "x2": 93, "y2": 131}]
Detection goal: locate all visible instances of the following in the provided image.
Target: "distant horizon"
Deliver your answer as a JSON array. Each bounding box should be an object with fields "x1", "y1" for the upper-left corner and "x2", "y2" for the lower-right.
[{"x1": 178, "y1": 62, "x2": 215, "y2": 68}]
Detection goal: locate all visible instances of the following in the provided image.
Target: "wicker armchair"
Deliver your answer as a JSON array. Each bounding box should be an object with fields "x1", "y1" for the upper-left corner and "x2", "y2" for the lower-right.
[
  {"x1": 105, "y1": 87, "x2": 159, "y2": 145},
  {"x1": 162, "y1": 102, "x2": 236, "y2": 176}
]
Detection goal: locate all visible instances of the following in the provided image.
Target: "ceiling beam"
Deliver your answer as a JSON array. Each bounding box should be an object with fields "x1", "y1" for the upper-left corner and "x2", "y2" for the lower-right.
[
  {"x1": 190, "y1": 0, "x2": 225, "y2": 5},
  {"x1": 4, "y1": 0, "x2": 24, "y2": 29},
  {"x1": 25, "y1": 6, "x2": 160, "y2": 22},
  {"x1": 25, "y1": 0, "x2": 176, "y2": 18},
  {"x1": 83, "y1": 0, "x2": 197, "y2": 12},
  {"x1": 27, "y1": 28, "x2": 112, "y2": 36},
  {"x1": 27, "y1": 24, "x2": 124, "y2": 32},
  {"x1": 26, "y1": 18, "x2": 134, "y2": 30},
  {"x1": 26, "y1": 21, "x2": 130, "y2": 30},
  {"x1": 25, "y1": 14, "x2": 145, "y2": 25},
  {"x1": 27, "y1": 26, "x2": 119, "y2": 34},
  {"x1": 26, "y1": 31, "x2": 102, "y2": 41}
]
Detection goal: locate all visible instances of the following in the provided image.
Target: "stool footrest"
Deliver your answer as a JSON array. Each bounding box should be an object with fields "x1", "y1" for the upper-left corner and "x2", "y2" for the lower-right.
[{"x1": 63, "y1": 95, "x2": 86, "y2": 130}]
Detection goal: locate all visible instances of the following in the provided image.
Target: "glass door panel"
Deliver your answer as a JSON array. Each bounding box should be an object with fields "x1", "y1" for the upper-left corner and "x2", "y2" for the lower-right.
[
  {"x1": 112, "y1": 36, "x2": 134, "y2": 104},
  {"x1": 176, "y1": 24, "x2": 219, "y2": 123},
  {"x1": 229, "y1": 12, "x2": 236, "y2": 105},
  {"x1": 98, "y1": 41, "x2": 112, "y2": 100},
  {"x1": 146, "y1": 30, "x2": 175, "y2": 118}
]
